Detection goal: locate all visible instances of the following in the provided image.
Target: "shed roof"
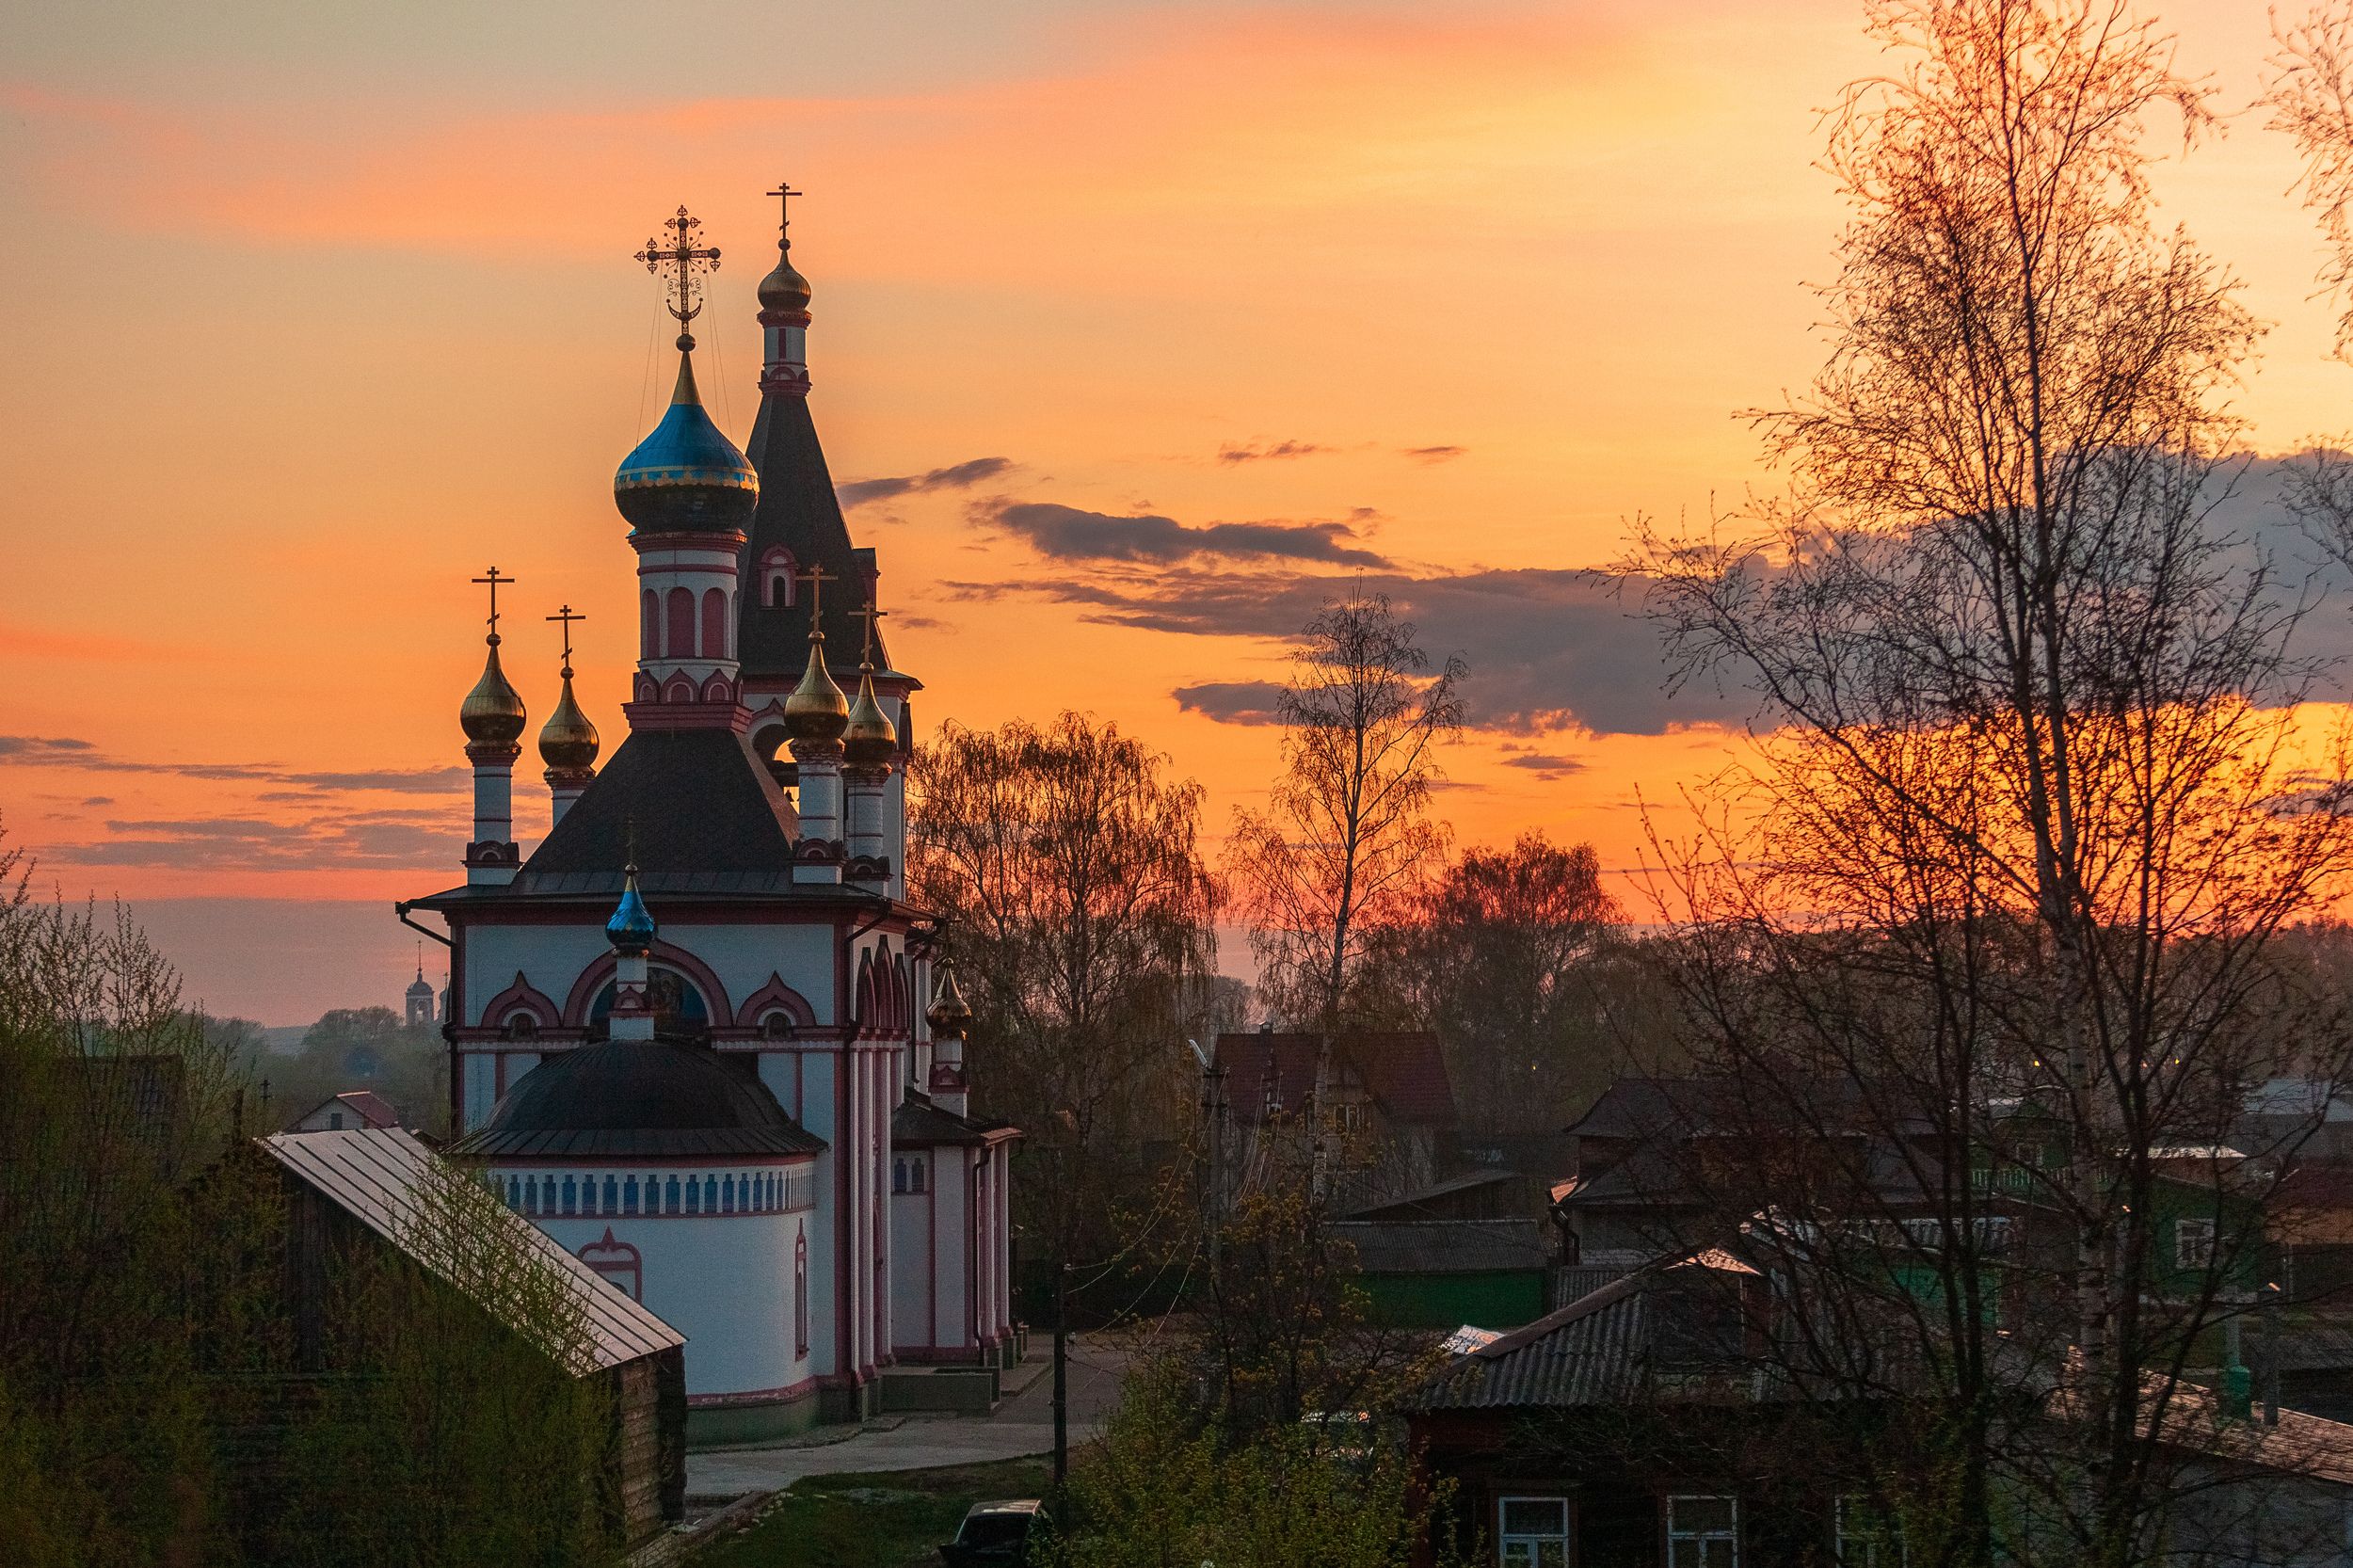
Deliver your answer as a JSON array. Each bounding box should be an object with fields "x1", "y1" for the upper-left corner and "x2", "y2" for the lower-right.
[{"x1": 259, "y1": 1128, "x2": 684, "y2": 1371}]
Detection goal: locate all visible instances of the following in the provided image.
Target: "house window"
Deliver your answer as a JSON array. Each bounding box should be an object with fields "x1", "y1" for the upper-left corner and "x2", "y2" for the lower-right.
[
  {"x1": 2176, "y1": 1218, "x2": 2217, "y2": 1271},
  {"x1": 1836, "y1": 1496, "x2": 1908, "y2": 1566},
  {"x1": 1497, "y1": 1496, "x2": 1569, "y2": 1568},
  {"x1": 1668, "y1": 1496, "x2": 1737, "y2": 1568},
  {"x1": 328, "y1": 1111, "x2": 344, "y2": 1130}
]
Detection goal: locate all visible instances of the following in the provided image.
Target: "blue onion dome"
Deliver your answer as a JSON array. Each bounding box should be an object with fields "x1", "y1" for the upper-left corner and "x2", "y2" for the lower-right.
[
  {"x1": 613, "y1": 338, "x2": 759, "y2": 535},
  {"x1": 605, "y1": 865, "x2": 657, "y2": 953},
  {"x1": 459, "y1": 637, "x2": 527, "y2": 744}
]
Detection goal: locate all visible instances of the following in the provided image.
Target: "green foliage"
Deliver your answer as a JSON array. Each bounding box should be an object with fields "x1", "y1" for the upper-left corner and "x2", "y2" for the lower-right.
[
  {"x1": 700, "y1": 1459, "x2": 1054, "y2": 1568},
  {"x1": 1047, "y1": 1365, "x2": 1462, "y2": 1568}
]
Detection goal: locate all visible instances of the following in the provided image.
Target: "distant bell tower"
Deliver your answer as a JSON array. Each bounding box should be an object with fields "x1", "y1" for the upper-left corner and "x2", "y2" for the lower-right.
[{"x1": 405, "y1": 946, "x2": 437, "y2": 1027}]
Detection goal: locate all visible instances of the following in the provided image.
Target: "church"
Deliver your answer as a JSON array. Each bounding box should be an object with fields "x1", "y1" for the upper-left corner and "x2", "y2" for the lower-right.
[{"x1": 399, "y1": 191, "x2": 1019, "y2": 1441}]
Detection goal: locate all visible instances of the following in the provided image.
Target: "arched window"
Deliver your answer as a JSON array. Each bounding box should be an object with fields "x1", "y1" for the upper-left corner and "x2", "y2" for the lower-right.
[
  {"x1": 664, "y1": 1176, "x2": 681, "y2": 1214},
  {"x1": 503, "y1": 1013, "x2": 538, "y2": 1041},
  {"x1": 763, "y1": 547, "x2": 798, "y2": 607},
  {"x1": 892, "y1": 1158, "x2": 907, "y2": 1194},
  {"x1": 665, "y1": 587, "x2": 695, "y2": 659},
  {"x1": 701, "y1": 587, "x2": 728, "y2": 659},
  {"x1": 641, "y1": 589, "x2": 659, "y2": 659},
  {"x1": 602, "y1": 1175, "x2": 618, "y2": 1212},
  {"x1": 762, "y1": 1011, "x2": 794, "y2": 1041},
  {"x1": 794, "y1": 1221, "x2": 809, "y2": 1357},
  {"x1": 623, "y1": 1176, "x2": 640, "y2": 1215},
  {"x1": 561, "y1": 1176, "x2": 578, "y2": 1215}
]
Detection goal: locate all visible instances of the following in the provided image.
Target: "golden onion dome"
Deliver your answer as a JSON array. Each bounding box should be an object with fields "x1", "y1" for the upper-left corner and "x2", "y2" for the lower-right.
[
  {"x1": 538, "y1": 673, "x2": 600, "y2": 772},
  {"x1": 925, "y1": 962, "x2": 973, "y2": 1038},
  {"x1": 759, "y1": 246, "x2": 812, "y2": 313},
  {"x1": 842, "y1": 671, "x2": 897, "y2": 766},
  {"x1": 459, "y1": 638, "x2": 528, "y2": 745},
  {"x1": 783, "y1": 634, "x2": 850, "y2": 743}
]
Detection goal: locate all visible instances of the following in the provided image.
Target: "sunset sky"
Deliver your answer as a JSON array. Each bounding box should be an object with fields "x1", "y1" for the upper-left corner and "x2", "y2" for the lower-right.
[{"x1": 6, "y1": 0, "x2": 2353, "y2": 1024}]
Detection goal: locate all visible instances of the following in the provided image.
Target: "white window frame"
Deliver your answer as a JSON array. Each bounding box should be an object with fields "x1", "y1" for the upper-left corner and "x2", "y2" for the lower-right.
[
  {"x1": 2176, "y1": 1217, "x2": 2217, "y2": 1272},
  {"x1": 1667, "y1": 1495, "x2": 1738, "y2": 1568},
  {"x1": 1836, "y1": 1494, "x2": 1908, "y2": 1566},
  {"x1": 1497, "y1": 1495, "x2": 1570, "y2": 1568}
]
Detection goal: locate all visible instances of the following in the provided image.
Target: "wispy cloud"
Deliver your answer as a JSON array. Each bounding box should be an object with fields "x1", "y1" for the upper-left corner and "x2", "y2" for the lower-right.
[
  {"x1": 976, "y1": 499, "x2": 1390, "y2": 568},
  {"x1": 0, "y1": 737, "x2": 466, "y2": 794},
  {"x1": 1217, "y1": 440, "x2": 1329, "y2": 465},
  {"x1": 838, "y1": 456, "x2": 1016, "y2": 509},
  {"x1": 1401, "y1": 444, "x2": 1466, "y2": 464},
  {"x1": 1499, "y1": 752, "x2": 1588, "y2": 780}
]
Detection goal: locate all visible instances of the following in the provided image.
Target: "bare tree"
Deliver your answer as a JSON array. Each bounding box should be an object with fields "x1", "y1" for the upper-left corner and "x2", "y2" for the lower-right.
[
  {"x1": 908, "y1": 712, "x2": 1222, "y2": 1264},
  {"x1": 2269, "y1": 5, "x2": 2353, "y2": 360},
  {"x1": 1228, "y1": 594, "x2": 1465, "y2": 1032},
  {"x1": 1623, "y1": 3, "x2": 2353, "y2": 1564}
]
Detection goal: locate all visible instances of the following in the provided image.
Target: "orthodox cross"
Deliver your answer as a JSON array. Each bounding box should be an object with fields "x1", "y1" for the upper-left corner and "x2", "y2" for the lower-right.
[
  {"x1": 766, "y1": 181, "x2": 803, "y2": 243},
  {"x1": 633, "y1": 206, "x2": 722, "y2": 327},
  {"x1": 796, "y1": 564, "x2": 837, "y2": 635},
  {"x1": 471, "y1": 568, "x2": 513, "y2": 643},
  {"x1": 546, "y1": 603, "x2": 586, "y2": 679},
  {"x1": 853, "y1": 598, "x2": 888, "y2": 669}
]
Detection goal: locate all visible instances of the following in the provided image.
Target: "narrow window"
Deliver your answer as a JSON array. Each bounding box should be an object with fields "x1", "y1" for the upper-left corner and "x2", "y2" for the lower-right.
[
  {"x1": 702, "y1": 587, "x2": 728, "y2": 659},
  {"x1": 665, "y1": 587, "x2": 694, "y2": 660},
  {"x1": 794, "y1": 1221, "x2": 809, "y2": 1357},
  {"x1": 665, "y1": 1176, "x2": 681, "y2": 1214},
  {"x1": 1497, "y1": 1497, "x2": 1569, "y2": 1568},
  {"x1": 561, "y1": 1176, "x2": 578, "y2": 1216},
  {"x1": 893, "y1": 1159, "x2": 907, "y2": 1194},
  {"x1": 602, "y1": 1175, "x2": 618, "y2": 1213},
  {"x1": 640, "y1": 589, "x2": 658, "y2": 659},
  {"x1": 704, "y1": 1175, "x2": 718, "y2": 1211},
  {"x1": 723, "y1": 1174, "x2": 736, "y2": 1213},
  {"x1": 623, "y1": 1176, "x2": 639, "y2": 1215},
  {"x1": 912, "y1": 1157, "x2": 926, "y2": 1194}
]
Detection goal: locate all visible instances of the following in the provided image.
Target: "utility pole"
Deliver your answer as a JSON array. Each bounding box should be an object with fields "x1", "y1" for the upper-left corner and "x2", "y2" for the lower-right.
[{"x1": 1051, "y1": 1257, "x2": 1069, "y2": 1488}]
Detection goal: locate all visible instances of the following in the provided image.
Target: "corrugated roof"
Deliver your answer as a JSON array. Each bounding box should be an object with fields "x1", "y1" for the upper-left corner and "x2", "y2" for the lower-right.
[
  {"x1": 259, "y1": 1128, "x2": 684, "y2": 1370},
  {"x1": 1408, "y1": 1272, "x2": 1650, "y2": 1410},
  {"x1": 1332, "y1": 1219, "x2": 1553, "y2": 1274}
]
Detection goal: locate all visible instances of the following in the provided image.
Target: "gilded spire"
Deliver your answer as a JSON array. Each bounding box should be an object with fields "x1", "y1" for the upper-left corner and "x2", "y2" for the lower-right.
[
  {"x1": 783, "y1": 565, "x2": 850, "y2": 743},
  {"x1": 538, "y1": 604, "x2": 600, "y2": 772},
  {"x1": 842, "y1": 597, "x2": 897, "y2": 766},
  {"x1": 458, "y1": 568, "x2": 527, "y2": 745}
]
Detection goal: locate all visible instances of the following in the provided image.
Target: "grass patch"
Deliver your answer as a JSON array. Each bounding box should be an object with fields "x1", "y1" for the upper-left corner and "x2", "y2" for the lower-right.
[{"x1": 700, "y1": 1457, "x2": 1054, "y2": 1568}]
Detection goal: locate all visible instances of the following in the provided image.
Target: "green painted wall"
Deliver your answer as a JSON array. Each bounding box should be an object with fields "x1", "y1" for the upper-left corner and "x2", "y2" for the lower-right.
[{"x1": 1357, "y1": 1270, "x2": 1547, "y2": 1329}]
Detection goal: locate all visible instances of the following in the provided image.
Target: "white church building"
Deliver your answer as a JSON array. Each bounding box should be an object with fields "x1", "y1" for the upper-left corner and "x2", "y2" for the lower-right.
[{"x1": 402, "y1": 195, "x2": 1018, "y2": 1441}]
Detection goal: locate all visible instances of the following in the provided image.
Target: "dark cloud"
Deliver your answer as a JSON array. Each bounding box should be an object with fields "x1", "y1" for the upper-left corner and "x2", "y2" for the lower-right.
[
  {"x1": 950, "y1": 562, "x2": 1743, "y2": 735},
  {"x1": 0, "y1": 735, "x2": 98, "y2": 756},
  {"x1": 837, "y1": 456, "x2": 1016, "y2": 508},
  {"x1": 1218, "y1": 440, "x2": 1329, "y2": 465},
  {"x1": 1500, "y1": 753, "x2": 1589, "y2": 779},
  {"x1": 1402, "y1": 445, "x2": 1466, "y2": 463},
  {"x1": 1172, "y1": 680, "x2": 1289, "y2": 726},
  {"x1": 49, "y1": 810, "x2": 462, "y2": 871},
  {"x1": 80, "y1": 795, "x2": 113, "y2": 806},
  {"x1": 979, "y1": 500, "x2": 1390, "y2": 568}
]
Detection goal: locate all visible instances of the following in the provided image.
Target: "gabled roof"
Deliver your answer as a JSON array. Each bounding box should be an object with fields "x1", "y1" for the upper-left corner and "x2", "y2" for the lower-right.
[
  {"x1": 520, "y1": 728, "x2": 797, "y2": 881},
  {"x1": 300, "y1": 1090, "x2": 400, "y2": 1129},
  {"x1": 1214, "y1": 1031, "x2": 1456, "y2": 1128},
  {"x1": 258, "y1": 1128, "x2": 684, "y2": 1370}
]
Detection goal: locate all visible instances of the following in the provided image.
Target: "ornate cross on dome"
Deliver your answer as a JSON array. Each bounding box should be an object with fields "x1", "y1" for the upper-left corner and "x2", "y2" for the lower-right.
[
  {"x1": 546, "y1": 603, "x2": 586, "y2": 678},
  {"x1": 634, "y1": 206, "x2": 723, "y2": 327},
  {"x1": 797, "y1": 564, "x2": 836, "y2": 636},
  {"x1": 766, "y1": 181, "x2": 802, "y2": 243},
  {"x1": 471, "y1": 568, "x2": 513, "y2": 645},
  {"x1": 854, "y1": 598, "x2": 888, "y2": 669}
]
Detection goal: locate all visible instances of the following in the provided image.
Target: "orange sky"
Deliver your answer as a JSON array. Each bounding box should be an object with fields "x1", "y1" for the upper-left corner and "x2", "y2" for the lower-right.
[{"x1": 4, "y1": 0, "x2": 2351, "y2": 1021}]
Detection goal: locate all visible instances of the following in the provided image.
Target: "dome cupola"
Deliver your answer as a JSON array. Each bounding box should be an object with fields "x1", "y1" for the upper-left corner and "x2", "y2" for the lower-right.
[
  {"x1": 605, "y1": 865, "x2": 658, "y2": 954},
  {"x1": 615, "y1": 208, "x2": 758, "y2": 536},
  {"x1": 459, "y1": 635, "x2": 527, "y2": 744}
]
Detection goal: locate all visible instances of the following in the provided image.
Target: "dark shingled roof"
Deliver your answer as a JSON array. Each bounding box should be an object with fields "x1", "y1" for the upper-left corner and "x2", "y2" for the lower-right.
[
  {"x1": 448, "y1": 1038, "x2": 825, "y2": 1160},
  {"x1": 738, "y1": 394, "x2": 889, "y2": 683},
  {"x1": 891, "y1": 1091, "x2": 1015, "y2": 1148},
  {"x1": 521, "y1": 728, "x2": 797, "y2": 878},
  {"x1": 1214, "y1": 1031, "x2": 1456, "y2": 1128}
]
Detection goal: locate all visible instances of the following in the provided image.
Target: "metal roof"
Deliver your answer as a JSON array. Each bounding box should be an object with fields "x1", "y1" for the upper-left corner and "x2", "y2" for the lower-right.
[
  {"x1": 259, "y1": 1128, "x2": 684, "y2": 1370},
  {"x1": 1406, "y1": 1272, "x2": 1650, "y2": 1410}
]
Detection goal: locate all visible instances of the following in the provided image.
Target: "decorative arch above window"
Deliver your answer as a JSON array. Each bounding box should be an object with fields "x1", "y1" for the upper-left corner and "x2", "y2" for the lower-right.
[
  {"x1": 699, "y1": 672, "x2": 734, "y2": 704},
  {"x1": 565, "y1": 941, "x2": 733, "y2": 1029},
  {"x1": 733, "y1": 971, "x2": 818, "y2": 1032},
  {"x1": 579, "y1": 1227, "x2": 644, "y2": 1302},
  {"x1": 664, "y1": 675, "x2": 697, "y2": 704},
  {"x1": 478, "y1": 972, "x2": 560, "y2": 1032}
]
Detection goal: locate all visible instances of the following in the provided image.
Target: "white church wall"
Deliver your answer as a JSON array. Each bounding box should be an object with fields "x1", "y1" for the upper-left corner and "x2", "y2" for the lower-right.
[
  {"x1": 463, "y1": 923, "x2": 610, "y2": 1026},
  {"x1": 889, "y1": 1180, "x2": 935, "y2": 1352},
  {"x1": 461, "y1": 1051, "x2": 497, "y2": 1128},
  {"x1": 534, "y1": 1208, "x2": 808, "y2": 1400},
  {"x1": 931, "y1": 1152, "x2": 971, "y2": 1352},
  {"x1": 680, "y1": 922, "x2": 836, "y2": 1021}
]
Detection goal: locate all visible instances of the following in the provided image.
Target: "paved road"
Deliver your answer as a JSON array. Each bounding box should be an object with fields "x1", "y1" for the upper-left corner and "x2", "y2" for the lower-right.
[{"x1": 684, "y1": 1334, "x2": 1133, "y2": 1496}]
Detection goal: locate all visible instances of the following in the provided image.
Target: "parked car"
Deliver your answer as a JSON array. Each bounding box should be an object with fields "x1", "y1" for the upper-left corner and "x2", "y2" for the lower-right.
[{"x1": 940, "y1": 1498, "x2": 1048, "y2": 1566}]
